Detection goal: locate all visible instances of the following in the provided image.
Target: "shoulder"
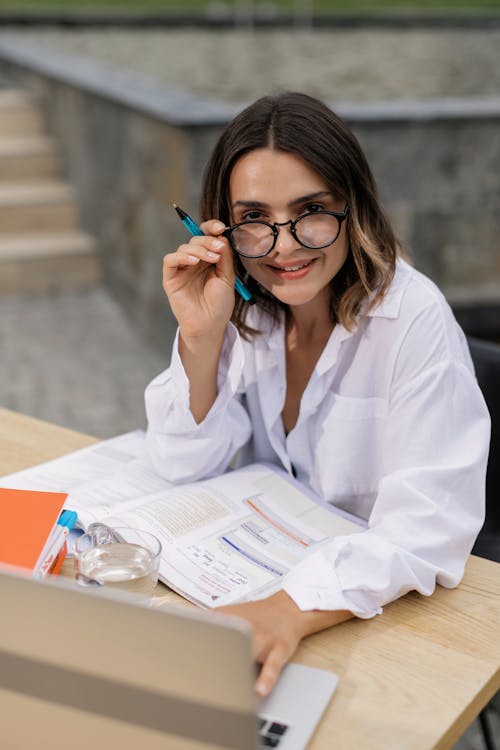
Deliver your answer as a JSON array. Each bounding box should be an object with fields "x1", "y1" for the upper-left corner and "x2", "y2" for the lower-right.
[
  {"x1": 366, "y1": 259, "x2": 474, "y2": 383},
  {"x1": 370, "y1": 258, "x2": 449, "y2": 322}
]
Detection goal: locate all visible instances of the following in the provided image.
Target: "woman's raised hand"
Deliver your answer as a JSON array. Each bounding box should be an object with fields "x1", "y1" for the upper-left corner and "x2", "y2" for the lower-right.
[{"x1": 163, "y1": 219, "x2": 235, "y2": 341}]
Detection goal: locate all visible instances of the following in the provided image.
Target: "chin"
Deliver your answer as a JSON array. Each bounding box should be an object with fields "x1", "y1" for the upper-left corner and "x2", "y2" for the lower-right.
[{"x1": 267, "y1": 285, "x2": 320, "y2": 307}]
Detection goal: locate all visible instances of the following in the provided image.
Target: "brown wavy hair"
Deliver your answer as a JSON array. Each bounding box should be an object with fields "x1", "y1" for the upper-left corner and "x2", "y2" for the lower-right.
[{"x1": 200, "y1": 92, "x2": 400, "y2": 338}]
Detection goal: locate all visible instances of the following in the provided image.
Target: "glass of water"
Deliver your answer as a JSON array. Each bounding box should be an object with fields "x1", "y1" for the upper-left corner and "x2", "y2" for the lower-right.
[{"x1": 73, "y1": 525, "x2": 162, "y2": 601}]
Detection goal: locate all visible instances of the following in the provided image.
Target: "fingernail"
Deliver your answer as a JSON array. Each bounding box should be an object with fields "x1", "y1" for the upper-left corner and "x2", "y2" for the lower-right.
[
  {"x1": 187, "y1": 255, "x2": 200, "y2": 264},
  {"x1": 206, "y1": 251, "x2": 221, "y2": 261},
  {"x1": 212, "y1": 240, "x2": 225, "y2": 250},
  {"x1": 212, "y1": 221, "x2": 225, "y2": 231}
]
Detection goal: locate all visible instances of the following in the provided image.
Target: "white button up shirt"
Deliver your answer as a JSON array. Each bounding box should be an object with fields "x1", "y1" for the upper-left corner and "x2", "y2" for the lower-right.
[{"x1": 145, "y1": 260, "x2": 490, "y2": 618}]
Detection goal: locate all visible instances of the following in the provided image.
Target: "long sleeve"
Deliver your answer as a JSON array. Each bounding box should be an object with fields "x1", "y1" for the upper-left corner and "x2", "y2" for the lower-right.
[
  {"x1": 145, "y1": 323, "x2": 252, "y2": 483},
  {"x1": 283, "y1": 304, "x2": 490, "y2": 618}
]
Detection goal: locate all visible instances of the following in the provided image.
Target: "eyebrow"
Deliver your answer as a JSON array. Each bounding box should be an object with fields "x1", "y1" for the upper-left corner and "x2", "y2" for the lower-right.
[{"x1": 231, "y1": 191, "x2": 334, "y2": 210}]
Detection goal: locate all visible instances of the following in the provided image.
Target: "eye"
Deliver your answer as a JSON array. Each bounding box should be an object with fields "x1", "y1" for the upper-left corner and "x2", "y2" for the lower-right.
[
  {"x1": 242, "y1": 210, "x2": 266, "y2": 222},
  {"x1": 304, "y1": 203, "x2": 324, "y2": 214}
]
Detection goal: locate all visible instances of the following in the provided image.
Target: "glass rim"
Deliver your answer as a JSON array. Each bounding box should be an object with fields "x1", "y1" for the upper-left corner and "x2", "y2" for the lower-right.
[{"x1": 74, "y1": 524, "x2": 162, "y2": 559}]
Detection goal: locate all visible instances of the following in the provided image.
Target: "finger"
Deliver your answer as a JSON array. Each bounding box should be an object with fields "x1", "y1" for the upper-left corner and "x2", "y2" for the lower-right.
[
  {"x1": 184, "y1": 236, "x2": 225, "y2": 262},
  {"x1": 178, "y1": 236, "x2": 234, "y2": 286},
  {"x1": 251, "y1": 627, "x2": 273, "y2": 665},
  {"x1": 210, "y1": 235, "x2": 234, "y2": 280},
  {"x1": 163, "y1": 251, "x2": 201, "y2": 278},
  {"x1": 200, "y1": 219, "x2": 227, "y2": 236},
  {"x1": 255, "y1": 644, "x2": 288, "y2": 698},
  {"x1": 186, "y1": 235, "x2": 226, "y2": 253},
  {"x1": 163, "y1": 250, "x2": 199, "y2": 270},
  {"x1": 164, "y1": 242, "x2": 222, "y2": 269}
]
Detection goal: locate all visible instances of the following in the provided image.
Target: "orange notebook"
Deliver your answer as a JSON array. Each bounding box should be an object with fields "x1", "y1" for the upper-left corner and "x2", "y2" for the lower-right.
[{"x1": 0, "y1": 487, "x2": 68, "y2": 572}]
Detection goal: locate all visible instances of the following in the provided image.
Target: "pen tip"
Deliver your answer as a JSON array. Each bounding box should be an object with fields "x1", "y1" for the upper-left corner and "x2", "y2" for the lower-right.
[{"x1": 173, "y1": 204, "x2": 188, "y2": 220}]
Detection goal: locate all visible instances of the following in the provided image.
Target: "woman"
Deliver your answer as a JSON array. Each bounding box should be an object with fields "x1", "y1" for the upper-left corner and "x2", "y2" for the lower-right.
[{"x1": 145, "y1": 92, "x2": 490, "y2": 697}]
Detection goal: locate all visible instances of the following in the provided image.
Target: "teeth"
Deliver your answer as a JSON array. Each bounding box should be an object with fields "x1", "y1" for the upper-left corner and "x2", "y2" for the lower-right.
[{"x1": 274, "y1": 261, "x2": 311, "y2": 272}]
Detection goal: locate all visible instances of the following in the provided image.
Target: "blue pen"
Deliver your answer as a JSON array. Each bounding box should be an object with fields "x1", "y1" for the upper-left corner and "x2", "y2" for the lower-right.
[{"x1": 173, "y1": 204, "x2": 254, "y2": 304}]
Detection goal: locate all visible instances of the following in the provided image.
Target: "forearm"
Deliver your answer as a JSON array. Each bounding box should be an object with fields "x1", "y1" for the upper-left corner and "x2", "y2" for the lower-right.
[
  {"x1": 292, "y1": 595, "x2": 354, "y2": 639},
  {"x1": 270, "y1": 589, "x2": 353, "y2": 640},
  {"x1": 145, "y1": 324, "x2": 251, "y2": 483},
  {"x1": 179, "y1": 330, "x2": 226, "y2": 423}
]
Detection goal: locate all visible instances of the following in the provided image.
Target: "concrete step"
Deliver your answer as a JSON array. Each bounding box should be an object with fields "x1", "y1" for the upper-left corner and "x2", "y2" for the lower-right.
[
  {"x1": 0, "y1": 232, "x2": 101, "y2": 294},
  {"x1": 0, "y1": 136, "x2": 59, "y2": 181},
  {"x1": 0, "y1": 90, "x2": 45, "y2": 136},
  {"x1": 0, "y1": 90, "x2": 100, "y2": 295},
  {"x1": 0, "y1": 181, "x2": 78, "y2": 232}
]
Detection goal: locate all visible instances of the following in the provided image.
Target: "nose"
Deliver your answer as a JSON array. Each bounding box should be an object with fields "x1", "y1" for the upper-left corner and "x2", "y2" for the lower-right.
[{"x1": 273, "y1": 220, "x2": 298, "y2": 257}]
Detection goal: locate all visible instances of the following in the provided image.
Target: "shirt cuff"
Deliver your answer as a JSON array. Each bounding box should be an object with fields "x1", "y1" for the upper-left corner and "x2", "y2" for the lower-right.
[{"x1": 282, "y1": 542, "x2": 383, "y2": 620}]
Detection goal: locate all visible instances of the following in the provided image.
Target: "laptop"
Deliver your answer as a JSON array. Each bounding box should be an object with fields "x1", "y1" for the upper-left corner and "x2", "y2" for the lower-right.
[{"x1": 0, "y1": 566, "x2": 338, "y2": 750}]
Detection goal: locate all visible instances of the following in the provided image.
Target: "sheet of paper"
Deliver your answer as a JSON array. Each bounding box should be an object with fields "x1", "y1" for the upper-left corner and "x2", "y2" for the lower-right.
[
  {"x1": 64, "y1": 457, "x2": 174, "y2": 528},
  {"x1": 0, "y1": 430, "x2": 147, "y2": 492}
]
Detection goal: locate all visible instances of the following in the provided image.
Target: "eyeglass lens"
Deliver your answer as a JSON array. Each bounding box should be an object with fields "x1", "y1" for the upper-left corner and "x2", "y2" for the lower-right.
[{"x1": 230, "y1": 212, "x2": 342, "y2": 257}]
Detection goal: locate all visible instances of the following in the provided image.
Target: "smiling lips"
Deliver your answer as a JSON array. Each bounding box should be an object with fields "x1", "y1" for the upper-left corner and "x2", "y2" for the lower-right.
[{"x1": 265, "y1": 257, "x2": 318, "y2": 279}]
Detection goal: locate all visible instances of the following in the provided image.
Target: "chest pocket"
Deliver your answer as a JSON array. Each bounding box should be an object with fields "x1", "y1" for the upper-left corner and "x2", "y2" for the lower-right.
[{"x1": 314, "y1": 393, "x2": 387, "y2": 496}]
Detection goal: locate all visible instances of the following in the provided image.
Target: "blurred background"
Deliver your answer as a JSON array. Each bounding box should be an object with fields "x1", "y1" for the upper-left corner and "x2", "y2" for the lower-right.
[{"x1": 0, "y1": 3, "x2": 499, "y2": 744}]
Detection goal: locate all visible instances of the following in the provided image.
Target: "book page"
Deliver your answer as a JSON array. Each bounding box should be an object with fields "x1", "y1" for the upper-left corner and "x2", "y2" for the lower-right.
[
  {"x1": 0, "y1": 431, "x2": 147, "y2": 493},
  {"x1": 63, "y1": 457, "x2": 175, "y2": 529},
  {"x1": 102, "y1": 464, "x2": 363, "y2": 608}
]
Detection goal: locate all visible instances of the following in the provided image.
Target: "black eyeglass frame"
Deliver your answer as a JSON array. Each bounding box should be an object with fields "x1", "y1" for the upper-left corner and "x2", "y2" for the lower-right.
[{"x1": 223, "y1": 206, "x2": 350, "y2": 259}]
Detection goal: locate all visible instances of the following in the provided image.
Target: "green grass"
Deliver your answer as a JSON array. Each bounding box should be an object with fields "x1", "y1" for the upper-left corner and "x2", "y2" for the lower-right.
[{"x1": 1, "y1": 0, "x2": 500, "y2": 12}]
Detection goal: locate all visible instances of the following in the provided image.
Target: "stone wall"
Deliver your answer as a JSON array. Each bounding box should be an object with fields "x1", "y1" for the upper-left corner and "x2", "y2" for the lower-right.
[
  {"x1": 0, "y1": 36, "x2": 498, "y2": 350},
  {"x1": 354, "y1": 109, "x2": 500, "y2": 301}
]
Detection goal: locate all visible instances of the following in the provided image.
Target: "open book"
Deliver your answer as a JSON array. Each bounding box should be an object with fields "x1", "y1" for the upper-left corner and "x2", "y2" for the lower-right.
[{"x1": 0, "y1": 431, "x2": 364, "y2": 608}]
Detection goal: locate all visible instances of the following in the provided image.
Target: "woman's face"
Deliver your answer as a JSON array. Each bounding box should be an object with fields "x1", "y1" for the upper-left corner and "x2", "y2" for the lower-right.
[{"x1": 228, "y1": 148, "x2": 349, "y2": 312}]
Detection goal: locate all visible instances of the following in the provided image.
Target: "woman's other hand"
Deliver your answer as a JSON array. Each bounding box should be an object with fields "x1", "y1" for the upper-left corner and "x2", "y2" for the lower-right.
[{"x1": 217, "y1": 590, "x2": 353, "y2": 697}]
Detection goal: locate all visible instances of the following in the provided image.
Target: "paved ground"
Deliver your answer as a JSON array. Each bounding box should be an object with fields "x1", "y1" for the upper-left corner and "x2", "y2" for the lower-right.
[{"x1": 0, "y1": 287, "x2": 168, "y2": 439}]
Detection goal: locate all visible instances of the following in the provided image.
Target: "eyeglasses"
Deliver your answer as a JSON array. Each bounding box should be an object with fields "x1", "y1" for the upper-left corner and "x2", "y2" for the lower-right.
[{"x1": 223, "y1": 207, "x2": 349, "y2": 259}]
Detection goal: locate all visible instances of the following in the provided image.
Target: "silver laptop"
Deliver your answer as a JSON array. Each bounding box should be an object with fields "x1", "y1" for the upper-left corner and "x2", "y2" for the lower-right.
[{"x1": 0, "y1": 566, "x2": 338, "y2": 750}]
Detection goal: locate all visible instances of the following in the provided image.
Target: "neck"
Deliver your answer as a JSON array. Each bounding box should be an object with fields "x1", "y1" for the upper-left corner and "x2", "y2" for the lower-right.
[
  {"x1": 287, "y1": 290, "x2": 332, "y2": 332},
  {"x1": 286, "y1": 294, "x2": 334, "y2": 345}
]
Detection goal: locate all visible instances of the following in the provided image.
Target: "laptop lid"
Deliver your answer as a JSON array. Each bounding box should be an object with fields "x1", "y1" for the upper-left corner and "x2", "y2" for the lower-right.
[
  {"x1": 0, "y1": 566, "x2": 338, "y2": 750},
  {"x1": 0, "y1": 566, "x2": 257, "y2": 750}
]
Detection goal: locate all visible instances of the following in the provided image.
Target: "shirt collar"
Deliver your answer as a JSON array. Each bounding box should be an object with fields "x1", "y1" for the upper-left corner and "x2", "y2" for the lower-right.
[
  {"x1": 365, "y1": 258, "x2": 412, "y2": 319},
  {"x1": 245, "y1": 258, "x2": 412, "y2": 366}
]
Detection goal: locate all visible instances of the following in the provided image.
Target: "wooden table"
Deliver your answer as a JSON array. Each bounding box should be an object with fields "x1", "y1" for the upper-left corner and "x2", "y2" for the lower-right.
[{"x1": 1, "y1": 407, "x2": 499, "y2": 750}]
